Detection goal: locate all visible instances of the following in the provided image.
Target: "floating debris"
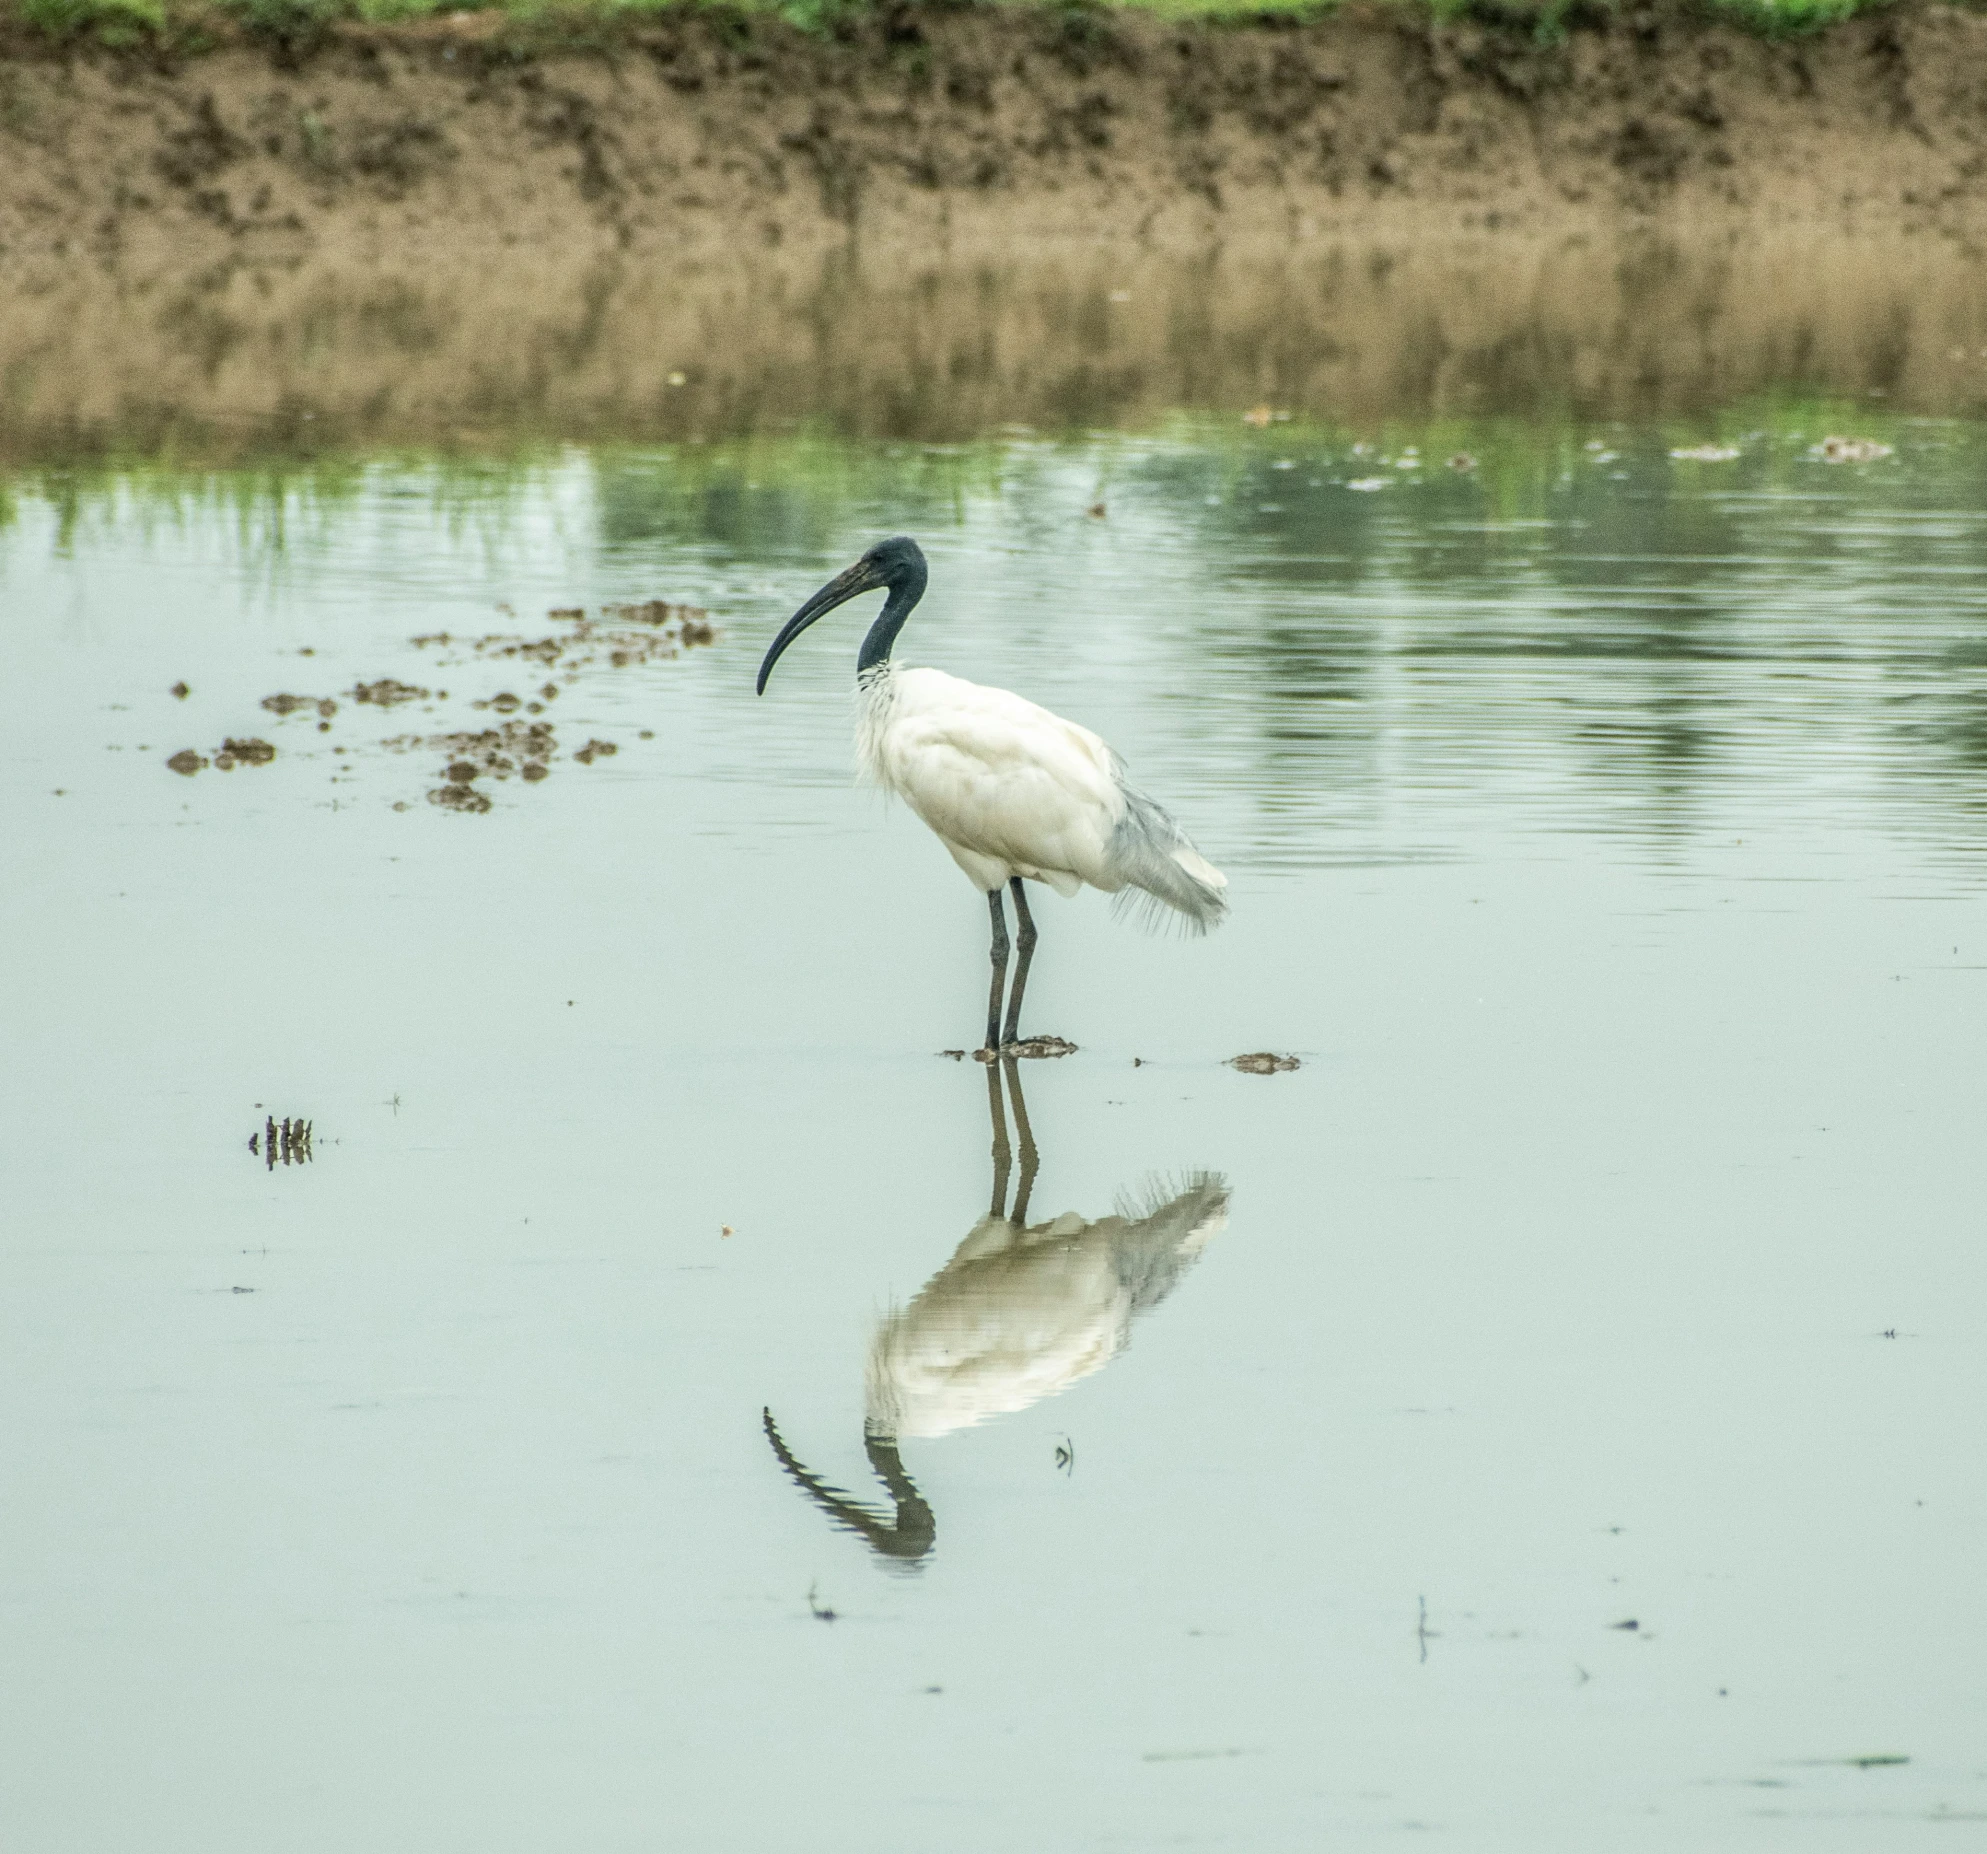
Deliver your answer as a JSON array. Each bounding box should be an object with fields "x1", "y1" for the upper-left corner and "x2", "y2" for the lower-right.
[
  {"x1": 213, "y1": 737, "x2": 275, "y2": 769},
  {"x1": 429, "y1": 783, "x2": 492, "y2": 813},
  {"x1": 1346, "y1": 477, "x2": 1390, "y2": 492},
  {"x1": 250, "y1": 1115, "x2": 313, "y2": 1169},
  {"x1": 1446, "y1": 452, "x2": 1477, "y2": 471},
  {"x1": 1815, "y1": 435, "x2": 1894, "y2": 463},
  {"x1": 1670, "y1": 443, "x2": 1741, "y2": 462},
  {"x1": 1230, "y1": 1051, "x2": 1300, "y2": 1074},
  {"x1": 573, "y1": 739, "x2": 618, "y2": 765},
  {"x1": 169, "y1": 680, "x2": 190, "y2": 699},
  {"x1": 262, "y1": 693, "x2": 338, "y2": 720},
  {"x1": 166, "y1": 749, "x2": 208, "y2": 776}
]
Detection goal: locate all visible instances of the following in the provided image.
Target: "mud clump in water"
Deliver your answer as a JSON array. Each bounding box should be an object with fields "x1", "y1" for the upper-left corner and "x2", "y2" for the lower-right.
[
  {"x1": 573, "y1": 738, "x2": 617, "y2": 765},
  {"x1": 262, "y1": 693, "x2": 338, "y2": 719},
  {"x1": 957, "y1": 1035, "x2": 1077, "y2": 1061},
  {"x1": 170, "y1": 738, "x2": 275, "y2": 773},
  {"x1": 390, "y1": 717, "x2": 557, "y2": 813},
  {"x1": 1230, "y1": 1051, "x2": 1300, "y2": 1074},
  {"x1": 351, "y1": 678, "x2": 431, "y2": 707},
  {"x1": 170, "y1": 681, "x2": 190, "y2": 700},
  {"x1": 421, "y1": 601, "x2": 715, "y2": 683}
]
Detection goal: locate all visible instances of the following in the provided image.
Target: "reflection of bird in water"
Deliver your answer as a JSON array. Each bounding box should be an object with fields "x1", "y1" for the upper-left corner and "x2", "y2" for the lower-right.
[
  {"x1": 755, "y1": 534, "x2": 1227, "y2": 1054},
  {"x1": 763, "y1": 1059, "x2": 1229, "y2": 1568}
]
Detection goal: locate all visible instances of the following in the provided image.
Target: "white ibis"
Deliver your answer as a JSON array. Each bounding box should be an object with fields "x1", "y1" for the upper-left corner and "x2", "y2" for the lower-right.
[
  {"x1": 763, "y1": 1059, "x2": 1229, "y2": 1566},
  {"x1": 756, "y1": 535, "x2": 1228, "y2": 1053}
]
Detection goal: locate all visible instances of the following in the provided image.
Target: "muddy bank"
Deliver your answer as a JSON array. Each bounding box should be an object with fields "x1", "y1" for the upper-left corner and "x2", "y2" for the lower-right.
[
  {"x1": 4, "y1": 2, "x2": 1987, "y2": 267},
  {"x1": 2, "y1": 230, "x2": 1984, "y2": 456},
  {"x1": 5, "y1": 2, "x2": 1987, "y2": 452}
]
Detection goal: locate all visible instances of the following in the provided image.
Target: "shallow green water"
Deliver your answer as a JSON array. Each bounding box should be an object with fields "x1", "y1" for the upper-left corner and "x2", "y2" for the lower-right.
[{"x1": 3, "y1": 402, "x2": 1984, "y2": 1849}]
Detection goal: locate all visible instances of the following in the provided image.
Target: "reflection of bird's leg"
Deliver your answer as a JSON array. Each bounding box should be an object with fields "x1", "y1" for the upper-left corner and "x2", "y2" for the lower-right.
[
  {"x1": 1002, "y1": 1056, "x2": 1040, "y2": 1226},
  {"x1": 987, "y1": 1053, "x2": 1012, "y2": 1219},
  {"x1": 983, "y1": 887, "x2": 1009, "y2": 1055},
  {"x1": 761, "y1": 1408, "x2": 935, "y2": 1567},
  {"x1": 1000, "y1": 877, "x2": 1038, "y2": 1047}
]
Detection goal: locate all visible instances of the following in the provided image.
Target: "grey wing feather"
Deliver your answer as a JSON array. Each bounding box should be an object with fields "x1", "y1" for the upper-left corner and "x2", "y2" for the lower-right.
[{"x1": 1105, "y1": 776, "x2": 1230, "y2": 935}]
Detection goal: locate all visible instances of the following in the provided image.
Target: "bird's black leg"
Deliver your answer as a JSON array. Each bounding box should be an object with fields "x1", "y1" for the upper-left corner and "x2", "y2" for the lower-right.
[
  {"x1": 1000, "y1": 877, "x2": 1038, "y2": 1047},
  {"x1": 983, "y1": 887, "x2": 1009, "y2": 1056}
]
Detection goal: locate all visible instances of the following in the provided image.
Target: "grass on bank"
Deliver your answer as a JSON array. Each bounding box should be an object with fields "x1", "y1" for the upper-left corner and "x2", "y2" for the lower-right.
[{"x1": 0, "y1": 0, "x2": 1913, "y2": 54}]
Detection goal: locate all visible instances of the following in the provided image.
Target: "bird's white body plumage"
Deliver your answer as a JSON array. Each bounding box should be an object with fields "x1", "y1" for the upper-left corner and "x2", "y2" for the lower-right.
[{"x1": 856, "y1": 664, "x2": 1228, "y2": 928}]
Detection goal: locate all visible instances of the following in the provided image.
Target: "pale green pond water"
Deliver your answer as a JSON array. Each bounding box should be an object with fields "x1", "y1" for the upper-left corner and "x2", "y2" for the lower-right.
[{"x1": 3, "y1": 403, "x2": 1984, "y2": 1849}]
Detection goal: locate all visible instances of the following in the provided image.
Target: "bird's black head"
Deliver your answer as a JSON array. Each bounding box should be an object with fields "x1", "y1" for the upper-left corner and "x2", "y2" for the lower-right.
[{"x1": 757, "y1": 535, "x2": 930, "y2": 695}]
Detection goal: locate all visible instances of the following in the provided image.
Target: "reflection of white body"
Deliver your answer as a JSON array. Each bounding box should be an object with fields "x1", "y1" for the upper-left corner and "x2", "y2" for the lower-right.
[
  {"x1": 856, "y1": 666, "x2": 1229, "y2": 925},
  {"x1": 762, "y1": 1063, "x2": 1228, "y2": 1568},
  {"x1": 867, "y1": 1180, "x2": 1229, "y2": 1441}
]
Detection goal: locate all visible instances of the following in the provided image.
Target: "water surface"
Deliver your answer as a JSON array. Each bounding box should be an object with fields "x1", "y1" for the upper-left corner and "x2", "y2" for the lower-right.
[{"x1": 3, "y1": 400, "x2": 1984, "y2": 1849}]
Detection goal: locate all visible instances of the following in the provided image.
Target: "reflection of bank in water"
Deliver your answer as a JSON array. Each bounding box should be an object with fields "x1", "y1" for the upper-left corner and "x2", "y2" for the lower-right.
[{"x1": 763, "y1": 1061, "x2": 1228, "y2": 1569}]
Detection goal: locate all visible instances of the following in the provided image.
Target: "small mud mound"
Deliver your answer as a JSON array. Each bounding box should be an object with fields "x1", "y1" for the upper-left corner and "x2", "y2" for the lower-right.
[
  {"x1": 251, "y1": 1115, "x2": 313, "y2": 1169},
  {"x1": 415, "y1": 600, "x2": 716, "y2": 681},
  {"x1": 162, "y1": 594, "x2": 708, "y2": 812},
  {"x1": 351, "y1": 678, "x2": 431, "y2": 707},
  {"x1": 392, "y1": 717, "x2": 557, "y2": 815},
  {"x1": 944, "y1": 1035, "x2": 1078, "y2": 1061},
  {"x1": 1230, "y1": 1051, "x2": 1300, "y2": 1074},
  {"x1": 167, "y1": 738, "x2": 276, "y2": 773}
]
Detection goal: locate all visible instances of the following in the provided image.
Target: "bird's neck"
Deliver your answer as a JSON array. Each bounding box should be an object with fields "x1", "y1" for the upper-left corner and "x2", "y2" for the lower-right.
[{"x1": 856, "y1": 561, "x2": 927, "y2": 680}]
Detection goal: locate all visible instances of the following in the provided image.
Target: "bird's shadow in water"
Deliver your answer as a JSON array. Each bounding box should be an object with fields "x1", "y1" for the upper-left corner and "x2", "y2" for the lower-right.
[{"x1": 762, "y1": 1059, "x2": 1230, "y2": 1571}]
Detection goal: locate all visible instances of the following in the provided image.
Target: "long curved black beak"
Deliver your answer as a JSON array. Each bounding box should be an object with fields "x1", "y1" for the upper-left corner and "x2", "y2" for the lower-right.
[{"x1": 756, "y1": 559, "x2": 884, "y2": 694}]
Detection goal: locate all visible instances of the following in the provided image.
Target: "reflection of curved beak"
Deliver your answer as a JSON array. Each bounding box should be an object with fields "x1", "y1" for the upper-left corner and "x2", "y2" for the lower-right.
[
  {"x1": 755, "y1": 559, "x2": 884, "y2": 694},
  {"x1": 761, "y1": 1407, "x2": 935, "y2": 1569}
]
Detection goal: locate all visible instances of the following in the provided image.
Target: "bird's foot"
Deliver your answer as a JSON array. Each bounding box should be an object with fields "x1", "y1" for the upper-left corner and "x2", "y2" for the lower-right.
[{"x1": 1000, "y1": 1034, "x2": 1078, "y2": 1060}]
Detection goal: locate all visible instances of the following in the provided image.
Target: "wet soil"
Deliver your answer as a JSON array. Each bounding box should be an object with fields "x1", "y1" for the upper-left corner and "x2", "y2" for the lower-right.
[
  {"x1": 4, "y1": 2, "x2": 1987, "y2": 272},
  {"x1": 169, "y1": 600, "x2": 712, "y2": 810},
  {"x1": 167, "y1": 735, "x2": 276, "y2": 772},
  {"x1": 3, "y1": 6, "x2": 1987, "y2": 453},
  {"x1": 1230, "y1": 1051, "x2": 1301, "y2": 1073}
]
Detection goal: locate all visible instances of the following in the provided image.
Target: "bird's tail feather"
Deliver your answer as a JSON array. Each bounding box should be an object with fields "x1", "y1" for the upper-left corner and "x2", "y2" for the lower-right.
[{"x1": 1106, "y1": 784, "x2": 1230, "y2": 935}]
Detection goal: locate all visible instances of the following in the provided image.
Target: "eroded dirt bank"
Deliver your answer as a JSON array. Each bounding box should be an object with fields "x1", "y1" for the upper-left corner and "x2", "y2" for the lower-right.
[
  {"x1": 4, "y1": 3, "x2": 1987, "y2": 452},
  {"x1": 6, "y1": 3, "x2": 1987, "y2": 267}
]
